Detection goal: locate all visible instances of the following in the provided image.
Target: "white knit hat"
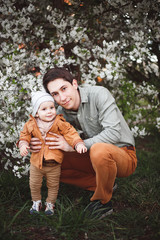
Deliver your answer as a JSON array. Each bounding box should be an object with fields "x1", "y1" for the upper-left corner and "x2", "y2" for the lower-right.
[{"x1": 31, "y1": 91, "x2": 54, "y2": 116}]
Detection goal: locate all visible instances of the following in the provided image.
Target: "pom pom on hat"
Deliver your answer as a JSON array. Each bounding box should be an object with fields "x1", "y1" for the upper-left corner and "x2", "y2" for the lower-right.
[{"x1": 31, "y1": 91, "x2": 54, "y2": 116}]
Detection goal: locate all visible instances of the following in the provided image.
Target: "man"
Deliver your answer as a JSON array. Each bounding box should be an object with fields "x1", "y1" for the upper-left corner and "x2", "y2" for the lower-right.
[{"x1": 31, "y1": 67, "x2": 137, "y2": 219}]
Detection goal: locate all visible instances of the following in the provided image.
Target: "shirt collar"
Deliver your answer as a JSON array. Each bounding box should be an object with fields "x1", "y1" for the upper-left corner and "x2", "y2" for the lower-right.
[{"x1": 78, "y1": 86, "x2": 88, "y2": 103}]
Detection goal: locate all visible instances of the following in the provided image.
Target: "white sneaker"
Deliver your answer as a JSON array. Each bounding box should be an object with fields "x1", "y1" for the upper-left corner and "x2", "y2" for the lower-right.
[
  {"x1": 45, "y1": 202, "x2": 54, "y2": 215},
  {"x1": 30, "y1": 200, "x2": 42, "y2": 214}
]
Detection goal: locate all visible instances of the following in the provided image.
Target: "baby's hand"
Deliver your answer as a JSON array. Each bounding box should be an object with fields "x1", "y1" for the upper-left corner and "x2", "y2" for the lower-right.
[
  {"x1": 20, "y1": 145, "x2": 30, "y2": 156},
  {"x1": 76, "y1": 143, "x2": 87, "y2": 154}
]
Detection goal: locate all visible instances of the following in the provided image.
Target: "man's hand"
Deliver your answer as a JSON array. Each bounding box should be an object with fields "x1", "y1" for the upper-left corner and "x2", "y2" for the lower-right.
[
  {"x1": 30, "y1": 137, "x2": 42, "y2": 152},
  {"x1": 45, "y1": 132, "x2": 74, "y2": 152}
]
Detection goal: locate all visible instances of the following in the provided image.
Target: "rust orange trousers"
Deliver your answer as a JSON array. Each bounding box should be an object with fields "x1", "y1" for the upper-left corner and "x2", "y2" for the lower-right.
[{"x1": 61, "y1": 143, "x2": 137, "y2": 204}]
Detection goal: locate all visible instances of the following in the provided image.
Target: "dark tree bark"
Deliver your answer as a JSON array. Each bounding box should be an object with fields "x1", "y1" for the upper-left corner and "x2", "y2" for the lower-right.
[{"x1": 52, "y1": 0, "x2": 64, "y2": 10}]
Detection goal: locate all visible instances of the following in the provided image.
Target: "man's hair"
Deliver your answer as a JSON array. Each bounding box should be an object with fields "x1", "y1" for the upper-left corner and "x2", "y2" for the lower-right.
[{"x1": 43, "y1": 67, "x2": 74, "y2": 92}]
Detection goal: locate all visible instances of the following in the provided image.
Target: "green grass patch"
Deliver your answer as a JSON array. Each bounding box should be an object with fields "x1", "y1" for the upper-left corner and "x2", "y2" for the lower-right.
[{"x1": 0, "y1": 132, "x2": 160, "y2": 240}]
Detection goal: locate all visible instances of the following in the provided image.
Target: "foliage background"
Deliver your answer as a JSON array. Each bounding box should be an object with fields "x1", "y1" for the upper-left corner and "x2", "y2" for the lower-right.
[{"x1": 0, "y1": 0, "x2": 160, "y2": 175}]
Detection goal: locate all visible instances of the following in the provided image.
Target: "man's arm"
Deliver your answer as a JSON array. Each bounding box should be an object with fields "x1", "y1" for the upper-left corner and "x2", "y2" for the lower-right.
[{"x1": 83, "y1": 87, "x2": 121, "y2": 149}]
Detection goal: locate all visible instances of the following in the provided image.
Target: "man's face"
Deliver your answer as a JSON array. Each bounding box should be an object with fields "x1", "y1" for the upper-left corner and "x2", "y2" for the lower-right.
[{"x1": 47, "y1": 78, "x2": 80, "y2": 111}]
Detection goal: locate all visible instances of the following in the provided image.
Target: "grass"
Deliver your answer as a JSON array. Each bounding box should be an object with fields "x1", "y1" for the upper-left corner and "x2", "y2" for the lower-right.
[{"x1": 0, "y1": 131, "x2": 160, "y2": 240}]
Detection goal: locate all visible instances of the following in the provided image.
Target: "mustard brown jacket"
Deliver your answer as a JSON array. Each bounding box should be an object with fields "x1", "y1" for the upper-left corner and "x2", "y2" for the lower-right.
[{"x1": 18, "y1": 114, "x2": 84, "y2": 169}]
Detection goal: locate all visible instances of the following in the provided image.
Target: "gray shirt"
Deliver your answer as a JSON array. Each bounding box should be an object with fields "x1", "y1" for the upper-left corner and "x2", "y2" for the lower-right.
[{"x1": 57, "y1": 86, "x2": 135, "y2": 149}]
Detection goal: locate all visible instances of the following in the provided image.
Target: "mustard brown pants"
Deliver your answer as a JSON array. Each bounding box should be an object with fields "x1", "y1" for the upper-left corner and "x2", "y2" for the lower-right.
[
  {"x1": 61, "y1": 143, "x2": 137, "y2": 204},
  {"x1": 30, "y1": 163, "x2": 61, "y2": 204}
]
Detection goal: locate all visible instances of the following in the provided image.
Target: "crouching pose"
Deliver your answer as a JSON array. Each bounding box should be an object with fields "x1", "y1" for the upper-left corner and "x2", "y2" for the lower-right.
[{"x1": 30, "y1": 67, "x2": 137, "y2": 219}]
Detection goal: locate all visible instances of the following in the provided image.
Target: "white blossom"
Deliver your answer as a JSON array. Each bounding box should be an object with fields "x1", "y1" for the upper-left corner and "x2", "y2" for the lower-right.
[{"x1": 0, "y1": 0, "x2": 159, "y2": 177}]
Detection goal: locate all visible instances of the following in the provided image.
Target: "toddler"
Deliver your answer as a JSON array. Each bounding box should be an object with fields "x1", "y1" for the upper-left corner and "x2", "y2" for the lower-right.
[{"x1": 18, "y1": 91, "x2": 87, "y2": 215}]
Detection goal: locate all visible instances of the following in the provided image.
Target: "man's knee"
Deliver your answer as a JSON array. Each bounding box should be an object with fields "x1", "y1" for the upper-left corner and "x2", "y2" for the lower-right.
[
  {"x1": 90, "y1": 143, "x2": 113, "y2": 158},
  {"x1": 90, "y1": 143, "x2": 114, "y2": 167}
]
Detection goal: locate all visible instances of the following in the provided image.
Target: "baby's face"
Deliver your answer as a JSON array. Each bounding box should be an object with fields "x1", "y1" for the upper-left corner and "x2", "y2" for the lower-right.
[{"x1": 37, "y1": 101, "x2": 56, "y2": 122}]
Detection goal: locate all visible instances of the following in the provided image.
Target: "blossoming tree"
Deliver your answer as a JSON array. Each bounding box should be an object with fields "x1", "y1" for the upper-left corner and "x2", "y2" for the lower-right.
[{"x1": 0, "y1": 0, "x2": 159, "y2": 176}]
